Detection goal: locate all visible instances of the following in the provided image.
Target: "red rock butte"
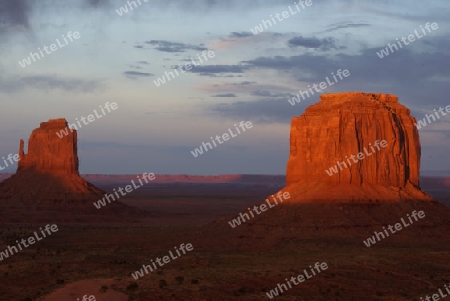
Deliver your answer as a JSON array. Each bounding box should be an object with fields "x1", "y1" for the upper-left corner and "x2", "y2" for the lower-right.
[
  {"x1": 18, "y1": 118, "x2": 79, "y2": 174},
  {"x1": 0, "y1": 118, "x2": 104, "y2": 202},
  {"x1": 278, "y1": 92, "x2": 433, "y2": 202}
]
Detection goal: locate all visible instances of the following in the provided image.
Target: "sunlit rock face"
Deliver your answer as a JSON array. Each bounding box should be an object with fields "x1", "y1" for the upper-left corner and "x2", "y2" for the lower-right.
[{"x1": 281, "y1": 92, "x2": 432, "y2": 202}]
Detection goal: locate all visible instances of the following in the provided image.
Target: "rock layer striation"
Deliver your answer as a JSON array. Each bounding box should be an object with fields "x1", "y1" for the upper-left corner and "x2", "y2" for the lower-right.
[{"x1": 279, "y1": 92, "x2": 433, "y2": 202}]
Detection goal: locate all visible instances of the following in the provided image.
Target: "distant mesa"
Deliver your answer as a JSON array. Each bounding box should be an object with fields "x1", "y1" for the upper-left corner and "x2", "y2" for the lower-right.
[
  {"x1": 0, "y1": 118, "x2": 104, "y2": 203},
  {"x1": 278, "y1": 92, "x2": 433, "y2": 202}
]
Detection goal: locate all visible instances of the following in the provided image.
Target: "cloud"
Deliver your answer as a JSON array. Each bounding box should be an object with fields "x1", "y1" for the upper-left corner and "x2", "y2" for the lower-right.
[
  {"x1": 288, "y1": 36, "x2": 338, "y2": 51},
  {"x1": 205, "y1": 35, "x2": 450, "y2": 123},
  {"x1": 0, "y1": 0, "x2": 30, "y2": 35},
  {"x1": 251, "y1": 90, "x2": 290, "y2": 98},
  {"x1": 227, "y1": 81, "x2": 257, "y2": 86},
  {"x1": 123, "y1": 71, "x2": 154, "y2": 79},
  {"x1": 187, "y1": 65, "x2": 247, "y2": 77},
  {"x1": 324, "y1": 22, "x2": 371, "y2": 32},
  {"x1": 114, "y1": 0, "x2": 305, "y2": 13},
  {"x1": 0, "y1": 74, "x2": 104, "y2": 93},
  {"x1": 85, "y1": 0, "x2": 110, "y2": 7},
  {"x1": 244, "y1": 46, "x2": 449, "y2": 86},
  {"x1": 243, "y1": 36, "x2": 450, "y2": 107},
  {"x1": 191, "y1": 65, "x2": 245, "y2": 73},
  {"x1": 212, "y1": 93, "x2": 237, "y2": 97},
  {"x1": 0, "y1": 0, "x2": 113, "y2": 37},
  {"x1": 229, "y1": 32, "x2": 254, "y2": 38},
  {"x1": 144, "y1": 40, "x2": 208, "y2": 53}
]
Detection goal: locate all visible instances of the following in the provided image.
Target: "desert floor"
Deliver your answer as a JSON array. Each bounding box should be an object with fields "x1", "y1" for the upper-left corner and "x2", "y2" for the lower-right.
[{"x1": 0, "y1": 176, "x2": 449, "y2": 301}]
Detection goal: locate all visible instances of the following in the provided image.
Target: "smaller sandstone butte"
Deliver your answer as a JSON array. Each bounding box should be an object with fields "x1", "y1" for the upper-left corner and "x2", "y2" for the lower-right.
[
  {"x1": 0, "y1": 119, "x2": 104, "y2": 203},
  {"x1": 278, "y1": 92, "x2": 433, "y2": 202},
  {"x1": 18, "y1": 118, "x2": 78, "y2": 174}
]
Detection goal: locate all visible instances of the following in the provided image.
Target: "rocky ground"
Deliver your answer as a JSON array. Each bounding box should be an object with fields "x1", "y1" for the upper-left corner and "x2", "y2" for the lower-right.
[{"x1": 0, "y1": 177, "x2": 449, "y2": 301}]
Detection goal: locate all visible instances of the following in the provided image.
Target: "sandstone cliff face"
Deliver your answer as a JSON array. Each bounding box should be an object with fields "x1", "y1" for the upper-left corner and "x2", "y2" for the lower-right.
[
  {"x1": 18, "y1": 119, "x2": 79, "y2": 174},
  {"x1": 280, "y1": 92, "x2": 432, "y2": 202}
]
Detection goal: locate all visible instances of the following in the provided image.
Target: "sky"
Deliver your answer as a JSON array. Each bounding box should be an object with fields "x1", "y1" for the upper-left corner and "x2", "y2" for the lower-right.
[{"x1": 0, "y1": 0, "x2": 449, "y2": 175}]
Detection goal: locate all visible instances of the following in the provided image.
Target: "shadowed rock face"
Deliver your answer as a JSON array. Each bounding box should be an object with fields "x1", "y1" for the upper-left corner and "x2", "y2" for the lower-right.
[{"x1": 279, "y1": 92, "x2": 433, "y2": 202}]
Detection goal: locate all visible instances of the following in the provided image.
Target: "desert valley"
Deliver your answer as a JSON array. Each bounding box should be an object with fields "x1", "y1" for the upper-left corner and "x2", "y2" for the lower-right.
[
  {"x1": 2, "y1": 1, "x2": 450, "y2": 300},
  {"x1": 0, "y1": 93, "x2": 449, "y2": 301}
]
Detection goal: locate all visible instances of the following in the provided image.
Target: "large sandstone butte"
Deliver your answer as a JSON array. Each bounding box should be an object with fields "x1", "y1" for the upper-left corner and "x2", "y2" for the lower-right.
[
  {"x1": 0, "y1": 118, "x2": 104, "y2": 203},
  {"x1": 279, "y1": 92, "x2": 433, "y2": 202}
]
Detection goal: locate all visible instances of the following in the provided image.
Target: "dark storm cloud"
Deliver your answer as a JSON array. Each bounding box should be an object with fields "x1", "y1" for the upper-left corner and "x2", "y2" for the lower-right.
[
  {"x1": 130, "y1": 0, "x2": 307, "y2": 12},
  {"x1": 0, "y1": 0, "x2": 30, "y2": 33},
  {"x1": 0, "y1": 0, "x2": 361, "y2": 39},
  {"x1": 0, "y1": 0, "x2": 112, "y2": 36},
  {"x1": 144, "y1": 40, "x2": 208, "y2": 53},
  {"x1": 288, "y1": 36, "x2": 338, "y2": 51}
]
